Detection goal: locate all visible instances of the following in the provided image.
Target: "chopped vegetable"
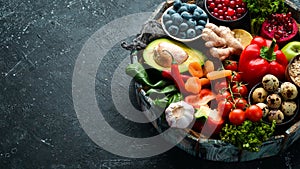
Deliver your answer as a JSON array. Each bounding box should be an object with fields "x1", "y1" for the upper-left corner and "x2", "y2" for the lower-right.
[
  {"x1": 184, "y1": 89, "x2": 215, "y2": 108},
  {"x1": 206, "y1": 70, "x2": 232, "y2": 81},
  {"x1": 220, "y1": 120, "x2": 276, "y2": 152},
  {"x1": 188, "y1": 62, "x2": 203, "y2": 78},
  {"x1": 184, "y1": 77, "x2": 202, "y2": 94}
]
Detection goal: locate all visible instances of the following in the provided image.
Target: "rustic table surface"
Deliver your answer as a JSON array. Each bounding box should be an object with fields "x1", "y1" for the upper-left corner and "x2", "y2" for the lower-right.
[{"x1": 1, "y1": 0, "x2": 300, "y2": 168}]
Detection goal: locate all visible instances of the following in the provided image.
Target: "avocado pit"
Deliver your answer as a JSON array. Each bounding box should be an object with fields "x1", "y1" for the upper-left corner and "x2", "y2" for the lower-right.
[{"x1": 153, "y1": 42, "x2": 188, "y2": 68}]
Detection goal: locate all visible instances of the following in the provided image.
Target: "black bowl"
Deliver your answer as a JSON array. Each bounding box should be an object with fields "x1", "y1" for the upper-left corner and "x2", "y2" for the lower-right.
[
  {"x1": 203, "y1": 0, "x2": 250, "y2": 30},
  {"x1": 248, "y1": 82, "x2": 300, "y2": 127}
]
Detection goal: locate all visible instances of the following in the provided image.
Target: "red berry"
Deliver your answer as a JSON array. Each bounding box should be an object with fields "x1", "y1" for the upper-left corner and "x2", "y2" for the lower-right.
[{"x1": 227, "y1": 8, "x2": 235, "y2": 16}]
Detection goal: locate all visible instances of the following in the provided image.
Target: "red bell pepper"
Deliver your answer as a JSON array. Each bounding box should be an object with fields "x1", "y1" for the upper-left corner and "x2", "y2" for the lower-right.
[{"x1": 238, "y1": 36, "x2": 288, "y2": 88}]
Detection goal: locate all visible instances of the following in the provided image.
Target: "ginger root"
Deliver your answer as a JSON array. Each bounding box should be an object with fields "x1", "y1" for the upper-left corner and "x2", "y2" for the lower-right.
[{"x1": 201, "y1": 23, "x2": 243, "y2": 60}]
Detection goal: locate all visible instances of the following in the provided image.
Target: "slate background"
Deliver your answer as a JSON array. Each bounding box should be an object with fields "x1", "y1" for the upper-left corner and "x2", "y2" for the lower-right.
[{"x1": 1, "y1": 0, "x2": 300, "y2": 168}]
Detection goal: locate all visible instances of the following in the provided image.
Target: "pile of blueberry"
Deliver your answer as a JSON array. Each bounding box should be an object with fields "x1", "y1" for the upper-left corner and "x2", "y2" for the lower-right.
[{"x1": 162, "y1": 0, "x2": 208, "y2": 40}]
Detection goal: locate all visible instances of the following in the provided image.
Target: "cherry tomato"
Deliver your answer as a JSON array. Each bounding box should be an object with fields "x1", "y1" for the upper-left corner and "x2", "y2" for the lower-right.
[
  {"x1": 229, "y1": 109, "x2": 246, "y2": 125},
  {"x1": 227, "y1": 71, "x2": 242, "y2": 84},
  {"x1": 223, "y1": 60, "x2": 238, "y2": 71},
  {"x1": 213, "y1": 80, "x2": 228, "y2": 92},
  {"x1": 215, "y1": 91, "x2": 232, "y2": 102},
  {"x1": 217, "y1": 100, "x2": 233, "y2": 118},
  {"x1": 234, "y1": 97, "x2": 248, "y2": 110},
  {"x1": 231, "y1": 83, "x2": 248, "y2": 97},
  {"x1": 245, "y1": 105, "x2": 263, "y2": 122}
]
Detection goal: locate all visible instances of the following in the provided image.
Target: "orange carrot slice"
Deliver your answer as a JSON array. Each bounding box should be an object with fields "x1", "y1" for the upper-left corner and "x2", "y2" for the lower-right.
[
  {"x1": 206, "y1": 70, "x2": 232, "y2": 81},
  {"x1": 188, "y1": 62, "x2": 203, "y2": 78},
  {"x1": 199, "y1": 77, "x2": 210, "y2": 87},
  {"x1": 185, "y1": 77, "x2": 202, "y2": 94}
]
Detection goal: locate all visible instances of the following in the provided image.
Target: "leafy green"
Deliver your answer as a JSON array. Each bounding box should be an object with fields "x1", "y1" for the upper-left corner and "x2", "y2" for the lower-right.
[
  {"x1": 243, "y1": 0, "x2": 288, "y2": 35},
  {"x1": 220, "y1": 120, "x2": 276, "y2": 152},
  {"x1": 126, "y1": 62, "x2": 168, "y2": 88},
  {"x1": 152, "y1": 92, "x2": 183, "y2": 108}
]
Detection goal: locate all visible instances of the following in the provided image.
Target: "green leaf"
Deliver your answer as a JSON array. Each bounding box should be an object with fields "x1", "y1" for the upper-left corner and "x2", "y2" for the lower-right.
[{"x1": 125, "y1": 63, "x2": 168, "y2": 88}]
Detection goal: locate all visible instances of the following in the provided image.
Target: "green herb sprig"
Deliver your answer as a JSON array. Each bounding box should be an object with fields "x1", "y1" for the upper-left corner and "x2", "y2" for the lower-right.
[{"x1": 220, "y1": 120, "x2": 276, "y2": 152}]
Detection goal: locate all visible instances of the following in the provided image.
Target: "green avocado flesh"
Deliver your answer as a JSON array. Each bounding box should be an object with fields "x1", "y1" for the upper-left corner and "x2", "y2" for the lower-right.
[{"x1": 143, "y1": 38, "x2": 206, "y2": 73}]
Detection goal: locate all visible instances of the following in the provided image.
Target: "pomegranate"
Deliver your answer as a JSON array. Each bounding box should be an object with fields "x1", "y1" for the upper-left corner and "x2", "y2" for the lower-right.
[{"x1": 260, "y1": 13, "x2": 298, "y2": 46}]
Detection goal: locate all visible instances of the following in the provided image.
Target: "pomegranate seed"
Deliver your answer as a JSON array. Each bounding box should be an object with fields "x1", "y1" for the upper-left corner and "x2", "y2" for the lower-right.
[
  {"x1": 209, "y1": 3, "x2": 216, "y2": 9},
  {"x1": 227, "y1": 8, "x2": 235, "y2": 16}
]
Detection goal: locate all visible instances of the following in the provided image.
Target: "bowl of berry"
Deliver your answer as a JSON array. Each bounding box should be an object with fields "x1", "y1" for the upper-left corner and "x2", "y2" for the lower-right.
[
  {"x1": 204, "y1": 0, "x2": 250, "y2": 30},
  {"x1": 161, "y1": 0, "x2": 209, "y2": 42}
]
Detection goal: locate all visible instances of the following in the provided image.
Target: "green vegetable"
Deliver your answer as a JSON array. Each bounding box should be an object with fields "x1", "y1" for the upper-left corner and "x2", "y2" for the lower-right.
[
  {"x1": 243, "y1": 0, "x2": 287, "y2": 35},
  {"x1": 126, "y1": 62, "x2": 168, "y2": 88},
  {"x1": 152, "y1": 92, "x2": 183, "y2": 108},
  {"x1": 220, "y1": 120, "x2": 276, "y2": 152},
  {"x1": 146, "y1": 85, "x2": 178, "y2": 95}
]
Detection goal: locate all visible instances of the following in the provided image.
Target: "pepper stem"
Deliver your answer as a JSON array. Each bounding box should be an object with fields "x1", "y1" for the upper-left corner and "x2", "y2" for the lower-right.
[
  {"x1": 267, "y1": 38, "x2": 276, "y2": 57},
  {"x1": 260, "y1": 38, "x2": 277, "y2": 62}
]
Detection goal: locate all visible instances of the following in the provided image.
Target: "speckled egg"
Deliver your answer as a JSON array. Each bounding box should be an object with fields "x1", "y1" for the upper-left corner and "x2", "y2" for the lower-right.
[
  {"x1": 256, "y1": 103, "x2": 269, "y2": 118},
  {"x1": 280, "y1": 82, "x2": 298, "y2": 100},
  {"x1": 262, "y1": 74, "x2": 280, "y2": 92},
  {"x1": 268, "y1": 110, "x2": 284, "y2": 124},
  {"x1": 281, "y1": 101, "x2": 297, "y2": 116},
  {"x1": 266, "y1": 94, "x2": 281, "y2": 109},
  {"x1": 252, "y1": 87, "x2": 268, "y2": 103}
]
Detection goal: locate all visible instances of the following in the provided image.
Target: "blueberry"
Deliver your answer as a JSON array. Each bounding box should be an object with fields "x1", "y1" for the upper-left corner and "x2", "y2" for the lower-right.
[
  {"x1": 173, "y1": 0, "x2": 182, "y2": 10},
  {"x1": 195, "y1": 25, "x2": 204, "y2": 34},
  {"x1": 187, "y1": 28, "x2": 196, "y2": 38},
  {"x1": 199, "y1": 12, "x2": 208, "y2": 20},
  {"x1": 194, "y1": 8, "x2": 203, "y2": 14},
  {"x1": 164, "y1": 20, "x2": 173, "y2": 28},
  {"x1": 177, "y1": 5, "x2": 188, "y2": 13},
  {"x1": 179, "y1": 22, "x2": 189, "y2": 32},
  {"x1": 168, "y1": 25, "x2": 179, "y2": 36},
  {"x1": 172, "y1": 13, "x2": 183, "y2": 25},
  {"x1": 168, "y1": 9, "x2": 176, "y2": 15},
  {"x1": 187, "y1": 18, "x2": 197, "y2": 27},
  {"x1": 197, "y1": 19, "x2": 207, "y2": 26},
  {"x1": 181, "y1": 11, "x2": 193, "y2": 20},
  {"x1": 178, "y1": 31, "x2": 187, "y2": 39},
  {"x1": 187, "y1": 4, "x2": 197, "y2": 12},
  {"x1": 193, "y1": 11, "x2": 201, "y2": 20},
  {"x1": 163, "y1": 13, "x2": 171, "y2": 21}
]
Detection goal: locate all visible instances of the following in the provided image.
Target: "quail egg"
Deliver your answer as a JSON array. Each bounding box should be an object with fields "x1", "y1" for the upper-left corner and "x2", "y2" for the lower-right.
[
  {"x1": 252, "y1": 87, "x2": 268, "y2": 103},
  {"x1": 266, "y1": 93, "x2": 281, "y2": 109},
  {"x1": 268, "y1": 110, "x2": 284, "y2": 124},
  {"x1": 262, "y1": 74, "x2": 280, "y2": 92},
  {"x1": 280, "y1": 82, "x2": 298, "y2": 100},
  {"x1": 281, "y1": 101, "x2": 297, "y2": 117}
]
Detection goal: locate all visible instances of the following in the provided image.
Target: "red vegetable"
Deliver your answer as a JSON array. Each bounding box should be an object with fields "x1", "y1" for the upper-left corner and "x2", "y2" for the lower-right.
[
  {"x1": 184, "y1": 89, "x2": 215, "y2": 108},
  {"x1": 238, "y1": 36, "x2": 288, "y2": 88},
  {"x1": 245, "y1": 105, "x2": 263, "y2": 122},
  {"x1": 217, "y1": 100, "x2": 233, "y2": 118},
  {"x1": 161, "y1": 70, "x2": 191, "y2": 82},
  {"x1": 163, "y1": 50, "x2": 188, "y2": 94},
  {"x1": 223, "y1": 60, "x2": 238, "y2": 71},
  {"x1": 229, "y1": 109, "x2": 246, "y2": 125},
  {"x1": 231, "y1": 83, "x2": 248, "y2": 98}
]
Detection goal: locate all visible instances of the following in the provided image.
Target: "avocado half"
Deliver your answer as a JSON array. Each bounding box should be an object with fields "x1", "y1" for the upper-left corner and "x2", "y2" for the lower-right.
[{"x1": 143, "y1": 38, "x2": 206, "y2": 73}]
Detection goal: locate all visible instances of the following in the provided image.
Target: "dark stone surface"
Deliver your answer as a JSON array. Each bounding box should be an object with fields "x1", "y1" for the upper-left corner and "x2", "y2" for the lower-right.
[{"x1": 1, "y1": 0, "x2": 300, "y2": 168}]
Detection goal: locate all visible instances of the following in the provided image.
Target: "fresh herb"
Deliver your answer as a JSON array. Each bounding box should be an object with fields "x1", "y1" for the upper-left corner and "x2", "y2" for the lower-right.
[
  {"x1": 243, "y1": 0, "x2": 288, "y2": 35},
  {"x1": 126, "y1": 62, "x2": 168, "y2": 88},
  {"x1": 220, "y1": 120, "x2": 276, "y2": 152},
  {"x1": 152, "y1": 92, "x2": 183, "y2": 108}
]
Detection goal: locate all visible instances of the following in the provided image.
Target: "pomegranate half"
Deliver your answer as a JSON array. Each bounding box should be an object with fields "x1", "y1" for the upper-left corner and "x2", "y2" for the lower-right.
[{"x1": 260, "y1": 13, "x2": 298, "y2": 47}]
